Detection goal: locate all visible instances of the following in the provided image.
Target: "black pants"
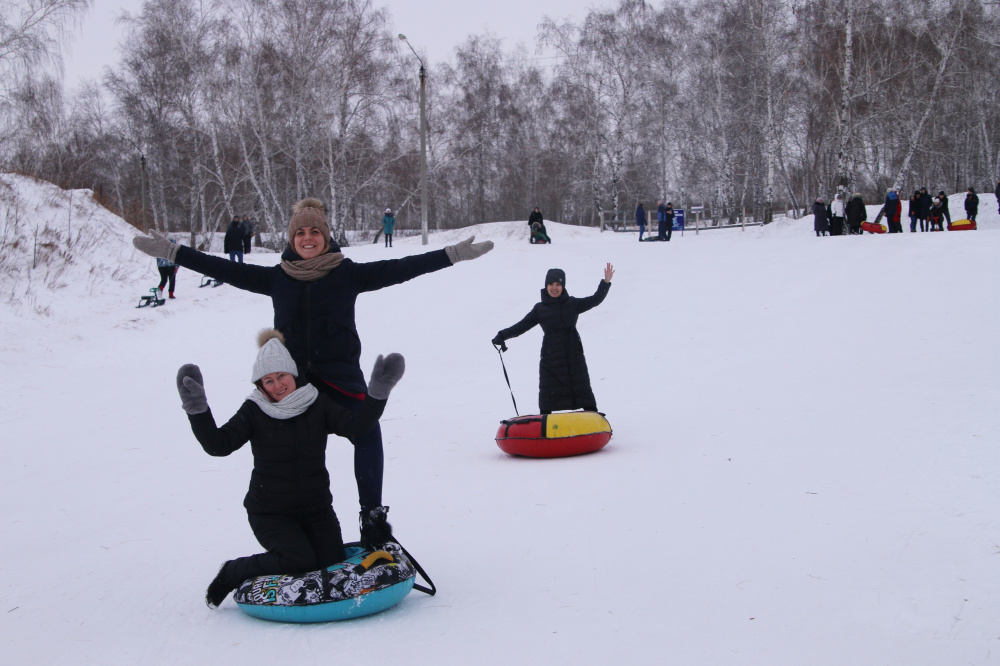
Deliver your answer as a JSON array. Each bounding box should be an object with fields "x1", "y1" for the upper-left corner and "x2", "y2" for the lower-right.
[
  {"x1": 225, "y1": 507, "x2": 346, "y2": 585},
  {"x1": 384, "y1": 233, "x2": 393, "y2": 247},
  {"x1": 311, "y1": 376, "x2": 384, "y2": 511},
  {"x1": 157, "y1": 266, "x2": 176, "y2": 292},
  {"x1": 657, "y1": 221, "x2": 672, "y2": 241}
]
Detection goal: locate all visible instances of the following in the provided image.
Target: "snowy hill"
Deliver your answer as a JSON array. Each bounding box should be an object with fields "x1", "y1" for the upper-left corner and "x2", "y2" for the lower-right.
[{"x1": 2, "y1": 174, "x2": 999, "y2": 664}]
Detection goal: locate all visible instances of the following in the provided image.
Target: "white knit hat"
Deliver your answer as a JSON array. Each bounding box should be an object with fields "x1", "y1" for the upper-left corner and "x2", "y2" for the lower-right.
[{"x1": 251, "y1": 329, "x2": 298, "y2": 382}]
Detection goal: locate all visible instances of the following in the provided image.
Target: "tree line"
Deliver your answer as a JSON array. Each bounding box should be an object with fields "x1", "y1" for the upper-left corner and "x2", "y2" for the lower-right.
[{"x1": 1, "y1": 0, "x2": 998, "y2": 245}]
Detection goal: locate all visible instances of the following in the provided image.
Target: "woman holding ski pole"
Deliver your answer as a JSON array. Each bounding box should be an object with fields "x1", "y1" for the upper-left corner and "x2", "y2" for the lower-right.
[{"x1": 492, "y1": 264, "x2": 613, "y2": 414}]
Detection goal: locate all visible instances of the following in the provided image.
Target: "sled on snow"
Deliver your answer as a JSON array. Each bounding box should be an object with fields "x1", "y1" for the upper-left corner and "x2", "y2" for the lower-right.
[
  {"x1": 947, "y1": 219, "x2": 976, "y2": 231},
  {"x1": 861, "y1": 221, "x2": 886, "y2": 234},
  {"x1": 233, "y1": 541, "x2": 435, "y2": 623},
  {"x1": 496, "y1": 411, "x2": 612, "y2": 458},
  {"x1": 136, "y1": 288, "x2": 165, "y2": 308},
  {"x1": 199, "y1": 276, "x2": 222, "y2": 288}
]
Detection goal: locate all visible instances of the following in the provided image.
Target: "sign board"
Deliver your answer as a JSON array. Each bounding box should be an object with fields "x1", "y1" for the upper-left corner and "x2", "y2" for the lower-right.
[{"x1": 674, "y1": 209, "x2": 685, "y2": 231}]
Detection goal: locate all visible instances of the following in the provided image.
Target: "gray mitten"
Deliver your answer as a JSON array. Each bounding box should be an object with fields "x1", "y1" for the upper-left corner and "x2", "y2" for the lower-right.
[
  {"x1": 367, "y1": 353, "x2": 405, "y2": 400},
  {"x1": 445, "y1": 236, "x2": 494, "y2": 264},
  {"x1": 133, "y1": 230, "x2": 180, "y2": 261},
  {"x1": 176, "y1": 364, "x2": 209, "y2": 415}
]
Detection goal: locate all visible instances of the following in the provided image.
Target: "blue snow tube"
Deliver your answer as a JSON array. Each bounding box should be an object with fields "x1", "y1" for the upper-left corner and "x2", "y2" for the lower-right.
[{"x1": 233, "y1": 542, "x2": 417, "y2": 623}]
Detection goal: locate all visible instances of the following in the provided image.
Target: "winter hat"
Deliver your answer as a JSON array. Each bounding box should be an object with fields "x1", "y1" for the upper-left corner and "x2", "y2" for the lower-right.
[
  {"x1": 385, "y1": 208, "x2": 392, "y2": 214},
  {"x1": 251, "y1": 329, "x2": 299, "y2": 383},
  {"x1": 287, "y1": 198, "x2": 331, "y2": 252},
  {"x1": 938, "y1": 191, "x2": 946, "y2": 197},
  {"x1": 545, "y1": 268, "x2": 566, "y2": 287}
]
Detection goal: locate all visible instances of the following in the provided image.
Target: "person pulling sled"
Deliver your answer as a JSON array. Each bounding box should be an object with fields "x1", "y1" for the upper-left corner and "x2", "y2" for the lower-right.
[{"x1": 492, "y1": 264, "x2": 614, "y2": 414}]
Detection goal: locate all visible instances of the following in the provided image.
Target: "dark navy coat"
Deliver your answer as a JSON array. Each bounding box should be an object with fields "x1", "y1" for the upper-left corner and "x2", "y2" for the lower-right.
[
  {"x1": 224, "y1": 220, "x2": 245, "y2": 253},
  {"x1": 173, "y1": 245, "x2": 452, "y2": 392}
]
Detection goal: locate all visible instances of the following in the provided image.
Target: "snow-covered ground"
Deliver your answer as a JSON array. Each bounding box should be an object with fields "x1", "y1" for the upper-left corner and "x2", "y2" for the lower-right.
[{"x1": 2, "y1": 173, "x2": 999, "y2": 664}]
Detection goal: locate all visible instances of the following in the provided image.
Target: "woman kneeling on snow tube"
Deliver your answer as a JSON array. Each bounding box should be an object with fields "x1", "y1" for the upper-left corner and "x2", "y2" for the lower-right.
[
  {"x1": 176, "y1": 329, "x2": 404, "y2": 608},
  {"x1": 492, "y1": 264, "x2": 614, "y2": 414}
]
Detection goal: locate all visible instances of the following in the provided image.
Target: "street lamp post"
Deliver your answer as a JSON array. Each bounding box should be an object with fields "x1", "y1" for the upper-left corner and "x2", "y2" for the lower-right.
[
  {"x1": 140, "y1": 154, "x2": 148, "y2": 233},
  {"x1": 398, "y1": 34, "x2": 428, "y2": 245}
]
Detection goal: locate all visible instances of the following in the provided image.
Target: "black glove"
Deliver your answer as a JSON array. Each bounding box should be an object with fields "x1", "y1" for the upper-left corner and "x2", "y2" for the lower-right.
[
  {"x1": 492, "y1": 336, "x2": 507, "y2": 352},
  {"x1": 367, "y1": 353, "x2": 405, "y2": 400},
  {"x1": 176, "y1": 364, "x2": 208, "y2": 415}
]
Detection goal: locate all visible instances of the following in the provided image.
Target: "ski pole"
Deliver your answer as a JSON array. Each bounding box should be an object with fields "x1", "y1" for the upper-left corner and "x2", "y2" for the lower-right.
[{"x1": 493, "y1": 341, "x2": 519, "y2": 416}]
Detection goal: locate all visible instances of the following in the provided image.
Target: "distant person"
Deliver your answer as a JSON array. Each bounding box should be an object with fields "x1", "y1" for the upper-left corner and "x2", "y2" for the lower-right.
[
  {"x1": 492, "y1": 264, "x2": 614, "y2": 414},
  {"x1": 636, "y1": 202, "x2": 647, "y2": 241},
  {"x1": 156, "y1": 238, "x2": 179, "y2": 299},
  {"x1": 528, "y1": 207, "x2": 550, "y2": 243},
  {"x1": 830, "y1": 193, "x2": 846, "y2": 236},
  {"x1": 965, "y1": 187, "x2": 979, "y2": 222},
  {"x1": 916, "y1": 187, "x2": 932, "y2": 232},
  {"x1": 241, "y1": 216, "x2": 254, "y2": 253},
  {"x1": 661, "y1": 202, "x2": 674, "y2": 241},
  {"x1": 928, "y1": 196, "x2": 945, "y2": 231},
  {"x1": 224, "y1": 215, "x2": 245, "y2": 262},
  {"x1": 937, "y1": 191, "x2": 951, "y2": 226},
  {"x1": 381, "y1": 208, "x2": 395, "y2": 248},
  {"x1": 813, "y1": 197, "x2": 829, "y2": 237},
  {"x1": 884, "y1": 190, "x2": 902, "y2": 233},
  {"x1": 995, "y1": 180, "x2": 1000, "y2": 214},
  {"x1": 845, "y1": 192, "x2": 866, "y2": 235},
  {"x1": 528, "y1": 207, "x2": 543, "y2": 229},
  {"x1": 908, "y1": 190, "x2": 920, "y2": 232}
]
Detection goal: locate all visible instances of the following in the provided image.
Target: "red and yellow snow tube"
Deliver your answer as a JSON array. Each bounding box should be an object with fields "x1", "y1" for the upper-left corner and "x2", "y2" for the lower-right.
[
  {"x1": 947, "y1": 219, "x2": 976, "y2": 231},
  {"x1": 861, "y1": 221, "x2": 886, "y2": 234},
  {"x1": 496, "y1": 412, "x2": 612, "y2": 458}
]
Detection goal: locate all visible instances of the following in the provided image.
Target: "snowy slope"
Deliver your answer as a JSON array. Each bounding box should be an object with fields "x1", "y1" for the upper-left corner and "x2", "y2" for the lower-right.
[{"x1": 1, "y1": 176, "x2": 999, "y2": 665}]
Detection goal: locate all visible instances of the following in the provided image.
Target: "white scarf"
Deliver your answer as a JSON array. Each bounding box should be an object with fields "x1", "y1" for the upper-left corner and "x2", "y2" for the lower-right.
[{"x1": 247, "y1": 383, "x2": 319, "y2": 420}]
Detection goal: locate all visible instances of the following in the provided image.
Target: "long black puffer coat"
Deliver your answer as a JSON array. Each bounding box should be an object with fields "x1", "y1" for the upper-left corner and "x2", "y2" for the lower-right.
[
  {"x1": 172, "y1": 245, "x2": 451, "y2": 393},
  {"x1": 188, "y1": 394, "x2": 385, "y2": 514},
  {"x1": 496, "y1": 281, "x2": 611, "y2": 413},
  {"x1": 224, "y1": 220, "x2": 245, "y2": 253}
]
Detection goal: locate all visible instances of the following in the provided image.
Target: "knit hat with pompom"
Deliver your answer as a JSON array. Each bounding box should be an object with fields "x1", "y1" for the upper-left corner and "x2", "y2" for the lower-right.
[
  {"x1": 287, "y1": 198, "x2": 331, "y2": 254},
  {"x1": 251, "y1": 329, "x2": 299, "y2": 382}
]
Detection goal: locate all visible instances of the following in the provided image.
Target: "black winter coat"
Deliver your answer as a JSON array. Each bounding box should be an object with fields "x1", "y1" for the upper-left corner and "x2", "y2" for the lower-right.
[
  {"x1": 189, "y1": 394, "x2": 385, "y2": 514},
  {"x1": 528, "y1": 210, "x2": 543, "y2": 226},
  {"x1": 845, "y1": 196, "x2": 867, "y2": 225},
  {"x1": 917, "y1": 192, "x2": 933, "y2": 217},
  {"x1": 813, "y1": 202, "x2": 829, "y2": 232},
  {"x1": 173, "y1": 245, "x2": 452, "y2": 392},
  {"x1": 966, "y1": 192, "x2": 979, "y2": 215},
  {"x1": 497, "y1": 281, "x2": 611, "y2": 413},
  {"x1": 224, "y1": 221, "x2": 244, "y2": 253}
]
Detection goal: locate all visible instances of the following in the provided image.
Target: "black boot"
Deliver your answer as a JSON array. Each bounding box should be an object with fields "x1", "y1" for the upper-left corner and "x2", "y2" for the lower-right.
[
  {"x1": 359, "y1": 505, "x2": 394, "y2": 550},
  {"x1": 205, "y1": 561, "x2": 237, "y2": 609}
]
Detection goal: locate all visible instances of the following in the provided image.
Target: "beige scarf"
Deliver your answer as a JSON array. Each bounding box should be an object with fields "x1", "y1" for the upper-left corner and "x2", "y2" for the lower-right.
[{"x1": 281, "y1": 252, "x2": 344, "y2": 282}]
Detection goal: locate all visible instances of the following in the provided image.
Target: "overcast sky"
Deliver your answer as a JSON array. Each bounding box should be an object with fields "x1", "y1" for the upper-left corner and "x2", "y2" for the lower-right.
[{"x1": 61, "y1": 0, "x2": 607, "y2": 92}]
